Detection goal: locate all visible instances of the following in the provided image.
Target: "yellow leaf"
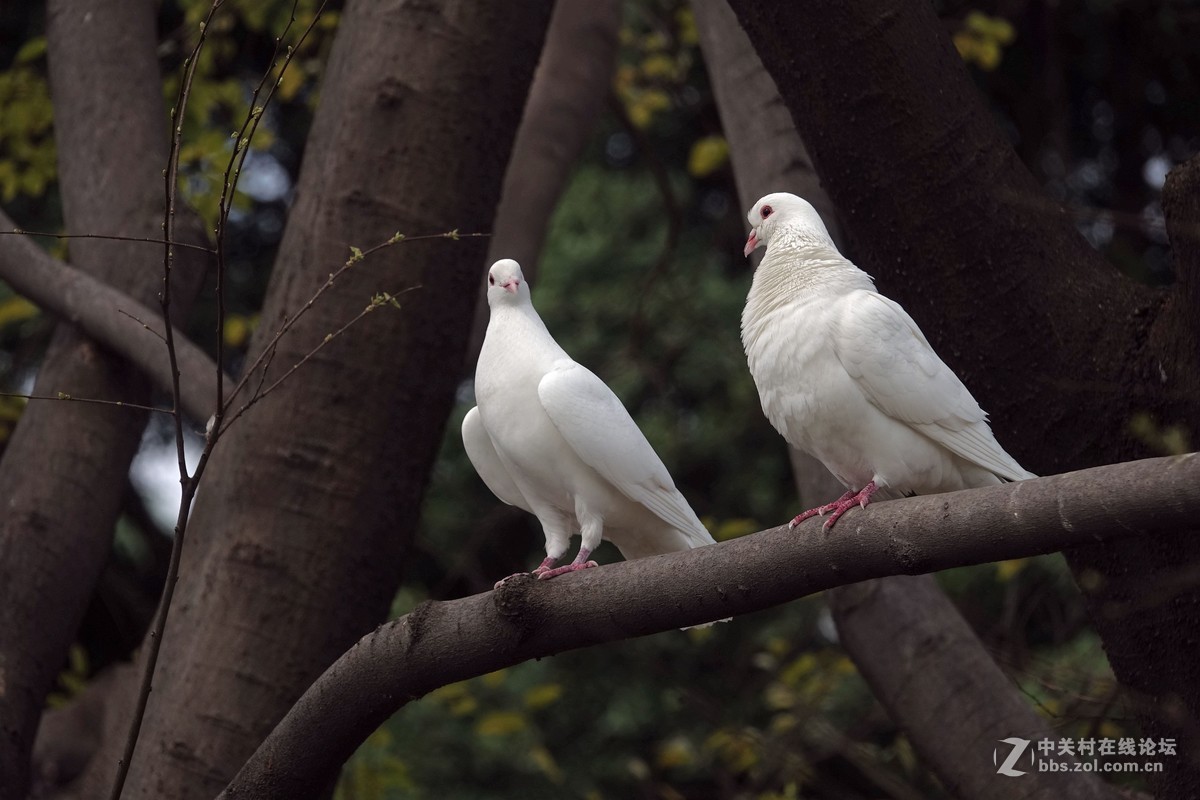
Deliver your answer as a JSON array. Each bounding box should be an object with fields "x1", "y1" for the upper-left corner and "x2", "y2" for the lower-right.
[
  {"x1": 975, "y1": 39, "x2": 1002, "y2": 71},
  {"x1": 482, "y1": 668, "x2": 507, "y2": 687},
  {"x1": 474, "y1": 710, "x2": 526, "y2": 736},
  {"x1": 952, "y1": 31, "x2": 978, "y2": 61},
  {"x1": 640, "y1": 53, "x2": 677, "y2": 80},
  {"x1": 223, "y1": 315, "x2": 251, "y2": 348},
  {"x1": 676, "y1": 8, "x2": 699, "y2": 47},
  {"x1": 277, "y1": 63, "x2": 307, "y2": 102},
  {"x1": 0, "y1": 296, "x2": 39, "y2": 328},
  {"x1": 995, "y1": 558, "x2": 1027, "y2": 582},
  {"x1": 529, "y1": 745, "x2": 564, "y2": 783},
  {"x1": 770, "y1": 712, "x2": 797, "y2": 734},
  {"x1": 523, "y1": 683, "x2": 563, "y2": 710},
  {"x1": 764, "y1": 683, "x2": 796, "y2": 710},
  {"x1": 655, "y1": 736, "x2": 695, "y2": 769},
  {"x1": 15, "y1": 37, "x2": 47, "y2": 64},
  {"x1": 780, "y1": 652, "x2": 817, "y2": 686},
  {"x1": 449, "y1": 695, "x2": 478, "y2": 717}
]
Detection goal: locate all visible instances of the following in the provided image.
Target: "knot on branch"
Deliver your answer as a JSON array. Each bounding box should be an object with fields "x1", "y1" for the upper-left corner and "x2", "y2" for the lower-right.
[{"x1": 491, "y1": 575, "x2": 544, "y2": 637}]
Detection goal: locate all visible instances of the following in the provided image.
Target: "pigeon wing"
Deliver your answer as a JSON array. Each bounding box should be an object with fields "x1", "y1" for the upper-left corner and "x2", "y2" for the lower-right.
[
  {"x1": 832, "y1": 291, "x2": 1033, "y2": 481},
  {"x1": 537, "y1": 361, "x2": 713, "y2": 546},
  {"x1": 462, "y1": 406, "x2": 534, "y2": 512}
]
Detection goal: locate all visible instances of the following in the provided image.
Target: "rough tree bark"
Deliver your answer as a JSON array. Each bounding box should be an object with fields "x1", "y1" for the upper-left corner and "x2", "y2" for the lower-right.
[
  {"x1": 0, "y1": 1, "x2": 208, "y2": 797},
  {"x1": 724, "y1": 0, "x2": 1200, "y2": 794},
  {"x1": 464, "y1": 0, "x2": 621, "y2": 364},
  {"x1": 66, "y1": 2, "x2": 553, "y2": 799},
  {"x1": 692, "y1": 5, "x2": 1116, "y2": 797},
  {"x1": 220, "y1": 454, "x2": 1198, "y2": 799}
]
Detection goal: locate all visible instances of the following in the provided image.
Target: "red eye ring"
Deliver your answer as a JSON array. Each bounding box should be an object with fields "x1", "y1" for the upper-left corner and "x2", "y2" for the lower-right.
[
  {"x1": 489, "y1": 275, "x2": 495, "y2": 285},
  {"x1": 761, "y1": 205, "x2": 773, "y2": 219}
]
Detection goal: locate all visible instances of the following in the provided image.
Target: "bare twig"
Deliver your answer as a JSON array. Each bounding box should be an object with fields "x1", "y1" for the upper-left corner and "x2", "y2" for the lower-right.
[
  {"x1": 0, "y1": 228, "x2": 215, "y2": 254},
  {"x1": 115, "y1": 309, "x2": 167, "y2": 343},
  {"x1": 108, "y1": 3, "x2": 226, "y2": 797},
  {"x1": 219, "y1": 286, "x2": 420, "y2": 435},
  {"x1": 213, "y1": 0, "x2": 328, "y2": 434},
  {"x1": 0, "y1": 391, "x2": 170, "y2": 415},
  {"x1": 223, "y1": 230, "x2": 485, "y2": 415}
]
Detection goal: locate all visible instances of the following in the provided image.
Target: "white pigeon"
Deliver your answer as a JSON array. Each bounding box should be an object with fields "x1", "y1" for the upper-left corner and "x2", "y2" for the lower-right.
[
  {"x1": 740, "y1": 192, "x2": 1035, "y2": 529},
  {"x1": 464, "y1": 258, "x2": 716, "y2": 585}
]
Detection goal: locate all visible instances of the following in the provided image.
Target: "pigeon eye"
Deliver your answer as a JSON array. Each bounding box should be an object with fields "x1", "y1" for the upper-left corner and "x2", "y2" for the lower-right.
[
  {"x1": 761, "y1": 205, "x2": 773, "y2": 219},
  {"x1": 489, "y1": 275, "x2": 495, "y2": 285}
]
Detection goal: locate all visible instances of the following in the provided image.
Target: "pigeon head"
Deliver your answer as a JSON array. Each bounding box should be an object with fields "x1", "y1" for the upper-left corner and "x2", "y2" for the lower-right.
[
  {"x1": 486, "y1": 259, "x2": 530, "y2": 305},
  {"x1": 744, "y1": 192, "x2": 834, "y2": 257}
]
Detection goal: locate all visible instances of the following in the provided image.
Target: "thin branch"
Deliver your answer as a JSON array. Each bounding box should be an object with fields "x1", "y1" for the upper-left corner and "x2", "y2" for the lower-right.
[
  {"x1": 220, "y1": 454, "x2": 1199, "y2": 799},
  {"x1": 213, "y1": 0, "x2": 328, "y2": 435},
  {"x1": 218, "y1": 287, "x2": 420, "y2": 436},
  {"x1": 0, "y1": 391, "x2": 171, "y2": 415},
  {"x1": 116, "y1": 309, "x2": 167, "y2": 343},
  {"x1": 0, "y1": 228, "x2": 215, "y2": 254},
  {"x1": 223, "y1": 230, "x2": 485, "y2": 414},
  {"x1": 108, "y1": 3, "x2": 226, "y2": 798}
]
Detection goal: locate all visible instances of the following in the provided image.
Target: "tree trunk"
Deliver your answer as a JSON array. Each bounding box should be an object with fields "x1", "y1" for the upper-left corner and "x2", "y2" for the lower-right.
[
  {"x1": 70, "y1": 1, "x2": 553, "y2": 798},
  {"x1": 724, "y1": 0, "x2": 1200, "y2": 793},
  {"x1": 464, "y1": 0, "x2": 621, "y2": 364},
  {"x1": 0, "y1": 1, "x2": 207, "y2": 796},
  {"x1": 691, "y1": 0, "x2": 848, "y2": 512},
  {"x1": 831, "y1": 575, "x2": 1122, "y2": 800}
]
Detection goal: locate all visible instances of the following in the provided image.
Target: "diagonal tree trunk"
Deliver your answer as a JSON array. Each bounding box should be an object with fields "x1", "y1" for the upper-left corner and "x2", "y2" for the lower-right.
[
  {"x1": 723, "y1": 0, "x2": 1200, "y2": 794},
  {"x1": 70, "y1": 1, "x2": 553, "y2": 798},
  {"x1": 694, "y1": 3, "x2": 1120, "y2": 796},
  {"x1": 0, "y1": 1, "x2": 207, "y2": 796},
  {"x1": 831, "y1": 576, "x2": 1120, "y2": 800}
]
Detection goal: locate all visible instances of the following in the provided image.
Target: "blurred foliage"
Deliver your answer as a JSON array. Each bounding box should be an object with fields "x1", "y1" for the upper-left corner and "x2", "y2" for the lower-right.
[
  {"x1": 0, "y1": 0, "x2": 1193, "y2": 797},
  {"x1": 953, "y1": 11, "x2": 1017, "y2": 72}
]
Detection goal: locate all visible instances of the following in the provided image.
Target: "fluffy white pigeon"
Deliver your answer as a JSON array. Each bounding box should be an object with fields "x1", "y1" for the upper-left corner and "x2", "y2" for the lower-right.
[
  {"x1": 740, "y1": 192, "x2": 1035, "y2": 529},
  {"x1": 464, "y1": 258, "x2": 716, "y2": 585}
]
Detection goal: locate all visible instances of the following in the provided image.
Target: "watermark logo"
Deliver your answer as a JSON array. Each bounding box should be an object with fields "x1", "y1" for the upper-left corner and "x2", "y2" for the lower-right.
[
  {"x1": 994, "y1": 737, "x2": 1176, "y2": 777},
  {"x1": 994, "y1": 737, "x2": 1034, "y2": 777}
]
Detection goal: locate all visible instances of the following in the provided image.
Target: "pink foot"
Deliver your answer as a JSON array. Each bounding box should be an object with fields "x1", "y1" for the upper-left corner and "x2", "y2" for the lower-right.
[
  {"x1": 536, "y1": 560, "x2": 599, "y2": 580},
  {"x1": 536, "y1": 547, "x2": 597, "y2": 581},
  {"x1": 493, "y1": 556, "x2": 559, "y2": 589},
  {"x1": 788, "y1": 481, "x2": 878, "y2": 531}
]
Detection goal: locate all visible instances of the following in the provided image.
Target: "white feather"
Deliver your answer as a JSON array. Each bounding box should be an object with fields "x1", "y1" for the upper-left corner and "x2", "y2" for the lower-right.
[
  {"x1": 740, "y1": 193, "x2": 1034, "y2": 503},
  {"x1": 465, "y1": 259, "x2": 715, "y2": 576}
]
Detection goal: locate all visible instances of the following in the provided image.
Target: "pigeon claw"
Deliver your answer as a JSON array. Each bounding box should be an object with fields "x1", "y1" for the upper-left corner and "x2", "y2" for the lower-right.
[
  {"x1": 788, "y1": 481, "x2": 878, "y2": 531},
  {"x1": 536, "y1": 560, "x2": 599, "y2": 580}
]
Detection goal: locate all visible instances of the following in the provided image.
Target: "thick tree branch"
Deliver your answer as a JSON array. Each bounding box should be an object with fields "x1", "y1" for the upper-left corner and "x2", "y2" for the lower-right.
[
  {"x1": 219, "y1": 455, "x2": 1198, "y2": 799},
  {"x1": 0, "y1": 207, "x2": 224, "y2": 423}
]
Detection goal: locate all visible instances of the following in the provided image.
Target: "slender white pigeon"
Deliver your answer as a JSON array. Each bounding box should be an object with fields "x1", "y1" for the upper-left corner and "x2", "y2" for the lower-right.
[
  {"x1": 464, "y1": 258, "x2": 716, "y2": 585},
  {"x1": 740, "y1": 192, "x2": 1035, "y2": 529}
]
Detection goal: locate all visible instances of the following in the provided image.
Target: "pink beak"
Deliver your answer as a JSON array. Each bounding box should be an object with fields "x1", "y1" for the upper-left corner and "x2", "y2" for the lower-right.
[
  {"x1": 501, "y1": 278, "x2": 520, "y2": 294},
  {"x1": 743, "y1": 230, "x2": 760, "y2": 257}
]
